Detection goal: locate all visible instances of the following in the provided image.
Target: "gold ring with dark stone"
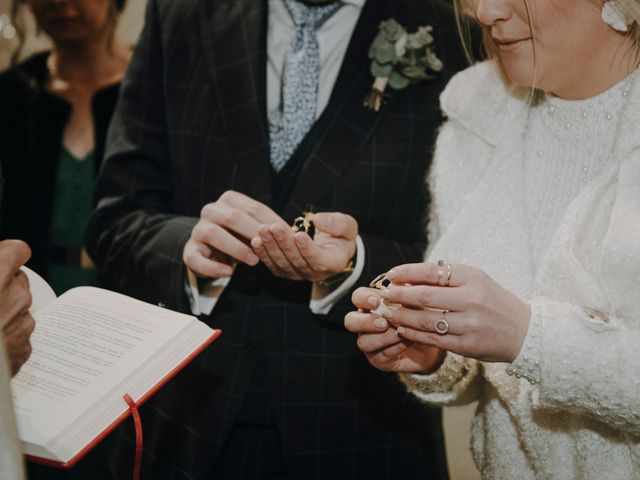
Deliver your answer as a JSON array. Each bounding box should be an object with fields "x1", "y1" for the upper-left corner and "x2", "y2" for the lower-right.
[
  {"x1": 291, "y1": 211, "x2": 316, "y2": 239},
  {"x1": 369, "y1": 273, "x2": 391, "y2": 290}
]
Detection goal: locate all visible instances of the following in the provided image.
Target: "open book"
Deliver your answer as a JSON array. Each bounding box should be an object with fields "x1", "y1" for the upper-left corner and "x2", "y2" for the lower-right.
[{"x1": 10, "y1": 268, "x2": 221, "y2": 468}]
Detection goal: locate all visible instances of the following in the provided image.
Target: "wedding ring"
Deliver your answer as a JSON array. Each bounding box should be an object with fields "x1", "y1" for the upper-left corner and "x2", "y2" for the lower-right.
[
  {"x1": 291, "y1": 211, "x2": 315, "y2": 238},
  {"x1": 436, "y1": 260, "x2": 452, "y2": 287},
  {"x1": 434, "y1": 310, "x2": 449, "y2": 335},
  {"x1": 444, "y1": 263, "x2": 452, "y2": 287},
  {"x1": 369, "y1": 273, "x2": 391, "y2": 290}
]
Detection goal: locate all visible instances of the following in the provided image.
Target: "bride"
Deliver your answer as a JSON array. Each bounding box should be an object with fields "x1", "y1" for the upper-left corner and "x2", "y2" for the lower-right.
[{"x1": 345, "y1": 0, "x2": 640, "y2": 478}]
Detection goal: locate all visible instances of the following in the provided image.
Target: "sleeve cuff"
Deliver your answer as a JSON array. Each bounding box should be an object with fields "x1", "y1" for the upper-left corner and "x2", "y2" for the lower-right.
[
  {"x1": 506, "y1": 302, "x2": 542, "y2": 385},
  {"x1": 309, "y1": 235, "x2": 365, "y2": 315},
  {"x1": 399, "y1": 352, "x2": 482, "y2": 406},
  {"x1": 185, "y1": 265, "x2": 234, "y2": 316}
]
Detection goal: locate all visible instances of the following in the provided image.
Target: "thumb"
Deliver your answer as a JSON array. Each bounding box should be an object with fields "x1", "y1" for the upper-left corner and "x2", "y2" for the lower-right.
[{"x1": 313, "y1": 212, "x2": 358, "y2": 240}]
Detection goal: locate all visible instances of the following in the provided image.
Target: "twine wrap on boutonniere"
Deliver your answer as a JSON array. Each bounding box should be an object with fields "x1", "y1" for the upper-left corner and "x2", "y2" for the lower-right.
[{"x1": 364, "y1": 19, "x2": 443, "y2": 111}]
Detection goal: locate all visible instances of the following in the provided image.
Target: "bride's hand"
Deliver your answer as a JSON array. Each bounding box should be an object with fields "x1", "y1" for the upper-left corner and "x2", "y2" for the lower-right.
[
  {"x1": 375, "y1": 262, "x2": 531, "y2": 363},
  {"x1": 344, "y1": 292, "x2": 445, "y2": 373}
]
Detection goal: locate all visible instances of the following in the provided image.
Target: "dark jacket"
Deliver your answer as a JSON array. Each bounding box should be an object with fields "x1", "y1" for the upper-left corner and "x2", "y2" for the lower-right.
[
  {"x1": 87, "y1": 0, "x2": 472, "y2": 478},
  {"x1": 0, "y1": 52, "x2": 120, "y2": 276}
]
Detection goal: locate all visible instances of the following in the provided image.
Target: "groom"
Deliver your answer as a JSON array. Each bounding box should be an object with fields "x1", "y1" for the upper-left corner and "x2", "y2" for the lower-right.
[{"x1": 87, "y1": 0, "x2": 469, "y2": 478}]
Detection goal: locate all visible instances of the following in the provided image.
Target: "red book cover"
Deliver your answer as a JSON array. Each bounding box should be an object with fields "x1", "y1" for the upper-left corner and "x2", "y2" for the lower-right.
[{"x1": 25, "y1": 329, "x2": 222, "y2": 469}]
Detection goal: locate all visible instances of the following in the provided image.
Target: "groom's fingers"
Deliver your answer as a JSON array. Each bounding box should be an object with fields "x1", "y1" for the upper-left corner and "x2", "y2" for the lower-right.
[
  {"x1": 183, "y1": 240, "x2": 234, "y2": 278},
  {"x1": 192, "y1": 221, "x2": 259, "y2": 266},
  {"x1": 218, "y1": 190, "x2": 285, "y2": 226},
  {"x1": 253, "y1": 226, "x2": 300, "y2": 279},
  {"x1": 313, "y1": 212, "x2": 358, "y2": 240},
  {"x1": 200, "y1": 204, "x2": 262, "y2": 241},
  {"x1": 268, "y1": 224, "x2": 313, "y2": 274},
  {"x1": 293, "y1": 233, "x2": 337, "y2": 274}
]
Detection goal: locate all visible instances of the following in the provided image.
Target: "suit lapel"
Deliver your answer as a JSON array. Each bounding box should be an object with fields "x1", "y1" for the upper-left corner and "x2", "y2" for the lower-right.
[
  {"x1": 198, "y1": 0, "x2": 272, "y2": 205},
  {"x1": 282, "y1": 0, "x2": 395, "y2": 219}
]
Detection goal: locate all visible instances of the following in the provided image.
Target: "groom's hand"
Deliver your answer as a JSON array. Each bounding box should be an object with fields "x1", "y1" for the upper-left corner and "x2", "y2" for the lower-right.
[
  {"x1": 251, "y1": 212, "x2": 358, "y2": 283},
  {"x1": 183, "y1": 191, "x2": 287, "y2": 279}
]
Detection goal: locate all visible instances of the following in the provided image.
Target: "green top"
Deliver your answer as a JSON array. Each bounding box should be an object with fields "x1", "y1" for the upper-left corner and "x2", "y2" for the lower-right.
[{"x1": 48, "y1": 147, "x2": 98, "y2": 296}]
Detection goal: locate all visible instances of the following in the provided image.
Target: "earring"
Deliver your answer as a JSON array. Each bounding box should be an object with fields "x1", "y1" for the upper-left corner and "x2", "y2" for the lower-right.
[{"x1": 602, "y1": 0, "x2": 632, "y2": 32}]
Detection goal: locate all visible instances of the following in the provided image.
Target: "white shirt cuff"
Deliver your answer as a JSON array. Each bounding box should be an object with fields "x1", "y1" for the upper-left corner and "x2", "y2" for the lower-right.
[
  {"x1": 309, "y1": 235, "x2": 365, "y2": 315},
  {"x1": 185, "y1": 266, "x2": 234, "y2": 316}
]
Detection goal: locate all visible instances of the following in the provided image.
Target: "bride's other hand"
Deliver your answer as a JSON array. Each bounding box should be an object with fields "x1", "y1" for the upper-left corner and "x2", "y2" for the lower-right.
[
  {"x1": 345, "y1": 287, "x2": 445, "y2": 373},
  {"x1": 380, "y1": 263, "x2": 531, "y2": 363}
]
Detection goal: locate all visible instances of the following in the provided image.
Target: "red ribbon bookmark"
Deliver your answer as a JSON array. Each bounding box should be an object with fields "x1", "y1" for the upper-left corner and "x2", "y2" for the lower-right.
[{"x1": 123, "y1": 394, "x2": 143, "y2": 480}]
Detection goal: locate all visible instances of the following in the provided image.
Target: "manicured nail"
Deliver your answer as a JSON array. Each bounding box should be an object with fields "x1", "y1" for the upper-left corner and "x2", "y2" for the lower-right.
[
  {"x1": 367, "y1": 296, "x2": 380, "y2": 307},
  {"x1": 246, "y1": 253, "x2": 259, "y2": 265},
  {"x1": 373, "y1": 317, "x2": 388, "y2": 329},
  {"x1": 381, "y1": 308, "x2": 393, "y2": 319},
  {"x1": 385, "y1": 269, "x2": 397, "y2": 281},
  {"x1": 396, "y1": 326, "x2": 406, "y2": 336},
  {"x1": 381, "y1": 288, "x2": 391, "y2": 298}
]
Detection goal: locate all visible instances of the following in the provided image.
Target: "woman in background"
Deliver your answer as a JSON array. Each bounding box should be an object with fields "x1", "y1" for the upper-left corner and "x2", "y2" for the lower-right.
[
  {"x1": 0, "y1": 0, "x2": 130, "y2": 295},
  {"x1": 0, "y1": 1, "x2": 130, "y2": 478},
  {"x1": 347, "y1": 0, "x2": 640, "y2": 478}
]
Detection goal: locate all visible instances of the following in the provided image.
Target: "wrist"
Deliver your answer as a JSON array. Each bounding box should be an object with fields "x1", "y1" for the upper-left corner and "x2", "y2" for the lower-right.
[
  {"x1": 507, "y1": 301, "x2": 532, "y2": 362},
  {"x1": 420, "y1": 348, "x2": 447, "y2": 374},
  {"x1": 317, "y1": 250, "x2": 357, "y2": 287}
]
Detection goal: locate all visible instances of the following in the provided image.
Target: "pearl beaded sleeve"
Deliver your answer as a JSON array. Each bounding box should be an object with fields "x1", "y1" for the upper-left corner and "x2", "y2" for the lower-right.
[
  {"x1": 506, "y1": 304, "x2": 542, "y2": 385},
  {"x1": 399, "y1": 353, "x2": 482, "y2": 406}
]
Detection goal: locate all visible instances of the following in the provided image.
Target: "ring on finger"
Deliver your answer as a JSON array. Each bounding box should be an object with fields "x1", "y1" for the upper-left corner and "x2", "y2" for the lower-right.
[
  {"x1": 434, "y1": 309, "x2": 449, "y2": 335},
  {"x1": 436, "y1": 260, "x2": 452, "y2": 287}
]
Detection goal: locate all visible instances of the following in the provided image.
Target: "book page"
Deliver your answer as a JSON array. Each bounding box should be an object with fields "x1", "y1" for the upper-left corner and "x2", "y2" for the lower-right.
[
  {"x1": 11, "y1": 287, "x2": 204, "y2": 448},
  {"x1": 21, "y1": 267, "x2": 56, "y2": 315}
]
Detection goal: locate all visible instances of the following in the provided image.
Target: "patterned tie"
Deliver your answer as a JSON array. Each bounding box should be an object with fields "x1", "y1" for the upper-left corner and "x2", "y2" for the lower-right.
[{"x1": 269, "y1": 0, "x2": 343, "y2": 172}]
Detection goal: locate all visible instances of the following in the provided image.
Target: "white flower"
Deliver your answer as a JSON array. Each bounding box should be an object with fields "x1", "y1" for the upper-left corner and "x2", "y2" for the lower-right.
[{"x1": 602, "y1": 0, "x2": 632, "y2": 32}]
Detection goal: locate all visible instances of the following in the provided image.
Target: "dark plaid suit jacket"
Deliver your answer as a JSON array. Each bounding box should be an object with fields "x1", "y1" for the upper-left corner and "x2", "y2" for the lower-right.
[{"x1": 86, "y1": 0, "x2": 471, "y2": 478}]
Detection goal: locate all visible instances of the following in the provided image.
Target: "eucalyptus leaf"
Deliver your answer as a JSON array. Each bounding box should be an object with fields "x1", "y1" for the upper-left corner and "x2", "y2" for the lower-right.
[
  {"x1": 370, "y1": 61, "x2": 393, "y2": 78},
  {"x1": 424, "y1": 49, "x2": 444, "y2": 72},
  {"x1": 374, "y1": 41, "x2": 396, "y2": 64},
  {"x1": 388, "y1": 71, "x2": 410, "y2": 90},
  {"x1": 401, "y1": 65, "x2": 430, "y2": 80},
  {"x1": 406, "y1": 33, "x2": 425, "y2": 50},
  {"x1": 380, "y1": 18, "x2": 405, "y2": 42}
]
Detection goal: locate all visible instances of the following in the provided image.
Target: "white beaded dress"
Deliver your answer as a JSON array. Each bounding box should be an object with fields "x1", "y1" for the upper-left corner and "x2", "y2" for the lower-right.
[{"x1": 401, "y1": 61, "x2": 640, "y2": 479}]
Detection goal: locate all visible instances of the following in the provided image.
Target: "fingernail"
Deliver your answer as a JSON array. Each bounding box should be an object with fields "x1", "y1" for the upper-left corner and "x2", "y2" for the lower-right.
[
  {"x1": 386, "y1": 269, "x2": 397, "y2": 281},
  {"x1": 367, "y1": 296, "x2": 380, "y2": 307},
  {"x1": 381, "y1": 288, "x2": 391, "y2": 298},
  {"x1": 374, "y1": 317, "x2": 388, "y2": 329},
  {"x1": 246, "y1": 254, "x2": 259, "y2": 265},
  {"x1": 381, "y1": 308, "x2": 393, "y2": 319},
  {"x1": 396, "y1": 326, "x2": 406, "y2": 336}
]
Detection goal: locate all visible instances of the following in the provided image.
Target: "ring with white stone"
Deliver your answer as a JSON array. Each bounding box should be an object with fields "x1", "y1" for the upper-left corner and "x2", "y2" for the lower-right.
[{"x1": 434, "y1": 310, "x2": 449, "y2": 335}]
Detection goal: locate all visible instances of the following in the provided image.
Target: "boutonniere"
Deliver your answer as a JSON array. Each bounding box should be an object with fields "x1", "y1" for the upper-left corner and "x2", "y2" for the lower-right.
[{"x1": 364, "y1": 19, "x2": 444, "y2": 112}]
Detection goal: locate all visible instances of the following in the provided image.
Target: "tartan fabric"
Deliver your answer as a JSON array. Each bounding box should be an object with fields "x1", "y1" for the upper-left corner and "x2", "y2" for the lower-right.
[{"x1": 86, "y1": 0, "x2": 472, "y2": 478}]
